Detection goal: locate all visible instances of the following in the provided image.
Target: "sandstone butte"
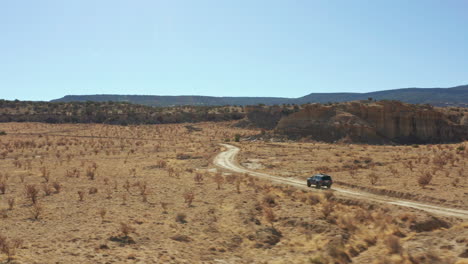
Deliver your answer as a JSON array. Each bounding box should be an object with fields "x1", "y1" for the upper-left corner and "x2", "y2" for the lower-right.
[{"x1": 242, "y1": 100, "x2": 468, "y2": 144}]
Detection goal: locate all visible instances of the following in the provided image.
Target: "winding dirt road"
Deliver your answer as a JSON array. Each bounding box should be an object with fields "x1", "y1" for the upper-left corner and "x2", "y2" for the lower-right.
[{"x1": 214, "y1": 144, "x2": 468, "y2": 219}]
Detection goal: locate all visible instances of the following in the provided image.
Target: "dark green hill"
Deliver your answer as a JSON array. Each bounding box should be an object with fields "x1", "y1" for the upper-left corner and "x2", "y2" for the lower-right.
[{"x1": 51, "y1": 85, "x2": 468, "y2": 107}]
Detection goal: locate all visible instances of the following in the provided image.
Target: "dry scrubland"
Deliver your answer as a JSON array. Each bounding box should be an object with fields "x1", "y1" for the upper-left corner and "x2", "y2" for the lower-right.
[
  {"x1": 239, "y1": 141, "x2": 468, "y2": 209},
  {"x1": 0, "y1": 122, "x2": 466, "y2": 263}
]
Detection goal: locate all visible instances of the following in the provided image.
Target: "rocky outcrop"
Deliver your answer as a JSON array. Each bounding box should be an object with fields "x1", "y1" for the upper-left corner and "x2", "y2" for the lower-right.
[
  {"x1": 236, "y1": 105, "x2": 286, "y2": 130},
  {"x1": 242, "y1": 101, "x2": 468, "y2": 144}
]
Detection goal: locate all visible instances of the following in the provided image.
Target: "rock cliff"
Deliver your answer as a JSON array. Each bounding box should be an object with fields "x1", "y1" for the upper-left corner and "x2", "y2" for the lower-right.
[{"x1": 241, "y1": 101, "x2": 468, "y2": 144}]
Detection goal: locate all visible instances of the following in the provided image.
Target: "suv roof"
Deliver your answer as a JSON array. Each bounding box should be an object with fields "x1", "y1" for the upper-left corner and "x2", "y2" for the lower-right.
[{"x1": 313, "y1": 173, "x2": 330, "y2": 177}]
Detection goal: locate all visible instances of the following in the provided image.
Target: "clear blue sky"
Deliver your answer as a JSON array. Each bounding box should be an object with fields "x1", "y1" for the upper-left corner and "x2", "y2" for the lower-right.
[{"x1": 1, "y1": 0, "x2": 467, "y2": 101}]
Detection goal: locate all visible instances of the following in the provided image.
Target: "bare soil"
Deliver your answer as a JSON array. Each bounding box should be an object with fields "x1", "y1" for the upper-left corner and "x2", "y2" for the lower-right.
[{"x1": 0, "y1": 122, "x2": 466, "y2": 264}]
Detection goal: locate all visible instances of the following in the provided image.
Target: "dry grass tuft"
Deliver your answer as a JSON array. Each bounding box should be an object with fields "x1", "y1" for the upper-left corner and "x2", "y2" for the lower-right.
[
  {"x1": 175, "y1": 213, "x2": 187, "y2": 224},
  {"x1": 24, "y1": 184, "x2": 39, "y2": 204},
  {"x1": 0, "y1": 235, "x2": 23, "y2": 262},
  {"x1": 417, "y1": 171, "x2": 433, "y2": 188}
]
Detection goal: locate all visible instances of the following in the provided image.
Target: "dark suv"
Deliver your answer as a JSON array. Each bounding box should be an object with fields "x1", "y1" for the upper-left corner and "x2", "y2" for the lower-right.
[{"x1": 307, "y1": 174, "x2": 333, "y2": 189}]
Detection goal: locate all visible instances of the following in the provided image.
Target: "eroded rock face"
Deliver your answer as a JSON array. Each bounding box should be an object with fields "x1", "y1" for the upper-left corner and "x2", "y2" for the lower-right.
[
  {"x1": 242, "y1": 105, "x2": 285, "y2": 130},
  {"x1": 244, "y1": 101, "x2": 467, "y2": 144}
]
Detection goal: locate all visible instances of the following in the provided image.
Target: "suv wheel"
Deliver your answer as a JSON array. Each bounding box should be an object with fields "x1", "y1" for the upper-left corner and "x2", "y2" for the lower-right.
[{"x1": 307, "y1": 181, "x2": 311, "y2": 187}]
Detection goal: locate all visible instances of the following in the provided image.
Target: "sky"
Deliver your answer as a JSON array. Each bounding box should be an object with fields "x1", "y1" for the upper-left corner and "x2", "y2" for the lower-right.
[{"x1": 0, "y1": 0, "x2": 467, "y2": 101}]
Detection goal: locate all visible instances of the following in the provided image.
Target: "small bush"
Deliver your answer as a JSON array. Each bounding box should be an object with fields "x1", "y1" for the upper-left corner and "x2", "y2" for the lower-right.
[
  {"x1": 42, "y1": 184, "x2": 53, "y2": 196},
  {"x1": 160, "y1": 202, "x2": 168, "y2": 214},
  {"x1": 25, "y1": 184, "x2": 39, "y2": 204},
  {"x1": 30, "y1": 203, "x2": 43, "y2": 220},
  {"x1": 263, "y1": 194, "x2": 276, "y2": 207},
  {"x1": 418, "y1": 171, "x2": 432, "y2": 188},
  {"x1": 367, "y1": 173, "x2": 379, "y2": 185},
  {"x1": 322, "y1": 191, "x2": 334, "y2": 201},
  {"x1": 7, "y1": 197, "x2": 15, "y2": 210},
  {"x1": 0, "y1": 235, "x2": 22, "y2": 262},
  {"x1": 175, "y1": 213, "x2": 187, "y2": 224},
  {"x1": 52, "y1": 181, "x2": 61, "y2": 193},
  {"x1": 193, "y1": 172, "x2": 204, "y2": 184},
  {"x1": 78, "y1": 190, "x2": 85, "y2": 201},
  {"x1": 308, "y1": 193, "x2": 321, "y2": 205},
  {"x1": 170, "y1": 234, "x2": 192, "y2": 242},
  {"x1": 183, "y1": 191, "x2": 195, "y2": 207},
  {"x1": 99, "y1": 208, "x2": 106, "y2": 222},
  {"x1": 321, "y1": 201, "x2": 335, "y2": 219},
  {"x1": 0, "y1": 181, "x2": 6, "y2": 194},
  {"x1": 0, "y1": 131, "x2": 6, "y2": 136},
  {"x1": 89, "y1": 187, "x2": 98, "y2": 194},
  {"x1": 213, "y1": 173, "x2": 224, "y2": 190},
  {"x1": 120, "y1": 222, "x2": 135, "y2": 237},
  {"x1": 384, "y1": 235, "x2": 402, "y2": 254},
  {"x1": 263, "y1": 206, "x2": 276, "y2": 226}
]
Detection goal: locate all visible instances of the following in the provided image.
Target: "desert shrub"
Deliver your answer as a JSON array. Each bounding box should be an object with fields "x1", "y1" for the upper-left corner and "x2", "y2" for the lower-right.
[
  {"x1": 234, "y1": 134, "x2": 241, "y2": 142},
  {"x1": 175, "y1": 213, "x2": 187, "y2": 224},
  {"x1": 193, "y1": 172, "x2": 204, "y2": 184},
  {"x1": 89, "y1": 187, "x2": 98, "y2": 194},
  {"x1": 0, "y1": 235, "x2": 22, "y2": 262},
  {"x1": 42, "y1": 184, "x2": 53, "y2": 196},
  {"x1": 78, "y1": 190, "x2": 85, "y2": 201},
  {"x1": 0, "y1": 181, "x2": 6, "y2": 194},
  {"x1": 52, "y1": 181, "x2": 61, "y2": 193},
  {"x1": 120, "y1": 222, "x2": 136, "y2": 237},
  {"x1": 235, "y1": 177, "x2": 241, "y2": 194},
  {"x1": 183, "y1": 190, "x2": 195, "y2": 207},
  {"x1": 30, "y1": 203, "x2": 43, "y2": 220},
  {"x1": 176, "y1": 153, "x2": 191, "y2": 160},
  {"x1": 348, "y1": 166, "x2": 358, "y2": 178},
  {"x1": 367, "y1": 173, "x2": 379, "y2": 185},
  {"x1": 86, "y1": 167, "x2": 96, "y2": 180},
  {"x1": 25, "y1": 184, "x2": 39, "y2": 204},
  {"x1": 337, "y1": 214, "x2": 357, "y2": 232},
  {"x1": 263, "y1": 194, "x2": 276, "y2": 207},
  {"x1": 432, "y1": 154, "x2": 448, "y2": 167},
  {"x1": 7, "y1": 197, "x2": 15, "y2": 210},
  {"x1": 316, "y1": 166, "x2": 330, "y2": 173},
  {"x1": 19, "y1": 174, "x2": 26, "y2": 183},
  {"x1": 389, "y1": 166, "x2": 398, "y2": 177},
  {"x1": 452, "y1": 177, "x2": 460, "y2": 187},
  {"x1": 213, "y1": 173, "x2": 224, "y2": 190},
  {"x1": 404, "y1": 160, "x2": 414, "y2": 171},
  {"x1": 321, "y1": 201, "x2": 335, "y2": 219},
  {"x1": 262, "y1": 206, "x2": 276, "y2": 226},
  {"x1": 40, "y1": 167, "x2": 50, "y2": 182},
  {"x1": 225, "y1": 174, "x2": 237, "y2": 184},
  {"x1": 384, "y1": 235, "x2": 402, "y2": 254},
  {"x1": 0, "y1": 131, "x2": 6, "y2": 136},
  {"x1": 327, "y1": 244, "x2": 351, "y2": 264},
  {"x1": 156, "y1": 160, "x2": 167, "y2": 168},
  {"x1": 160, "y1": 202, "x2": 168, "y2": 214},
  {"x1": 170, "y1": 234, "x2": 192, "y2": 242},
  {"x1": 308, "y1": 193, "x2": 321, "y2": 205},
  {"x1": 323, "y1": 190, "x2": 334, "y2": 201},
  {"x1": 123, "y1": 180, "x2": 131, "y2": 193},
  {"x1": 99, "y1": 209, "x2": 106, "y2": 223},
  {"x1": 129, "y1": 168, "x2": 136, "y2": 177},
  {"x1": 418, "y1": 171, "x2": 432, "y2": 188}
]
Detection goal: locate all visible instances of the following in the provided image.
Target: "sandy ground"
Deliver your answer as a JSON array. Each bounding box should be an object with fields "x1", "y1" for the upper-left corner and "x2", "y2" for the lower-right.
[
  {"x1": 215, "y1": 144, "x2": 468, "y2": 219},
  {"x1": 236, "y1": 141, "x2": 468, "y2": 209},
  {"x1": 0, "y1": 122, "x2": 467, "y2": 264}
]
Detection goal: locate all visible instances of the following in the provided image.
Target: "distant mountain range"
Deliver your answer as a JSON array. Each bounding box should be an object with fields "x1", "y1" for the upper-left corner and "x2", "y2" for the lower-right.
[{"x1": 51, "y1": 84, "x2": 468, "y2": 107}]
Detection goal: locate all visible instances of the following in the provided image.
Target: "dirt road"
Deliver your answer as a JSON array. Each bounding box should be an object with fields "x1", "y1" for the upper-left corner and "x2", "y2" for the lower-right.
[{"x1": 214, "y1": 144, "x2": 468, "y2": 219}]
